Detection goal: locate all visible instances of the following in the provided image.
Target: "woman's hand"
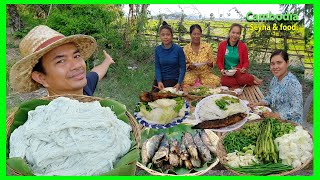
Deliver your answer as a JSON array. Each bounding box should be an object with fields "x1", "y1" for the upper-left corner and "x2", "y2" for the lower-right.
[
  {"x1": 206, "y1": 61, "x2": 213, "y2": 67},
  {"x1": 157, "y1": 82, "x2": 165, "y2": 90},
  {"x1": 188, "y1": 64, "x2": 196, "y2": 71},
  {"x1": 262, "y1": 112, "x2": 281, "y2": 119},
  {"x1": 240, "y1": 67, "x2": 247, "y2": 73},
  {"x1": 220, "y1": 69, "x2": 226, "y2": 76},
  {"x1": 173, "y1": 83, "x2": 181, "y2": 91}
]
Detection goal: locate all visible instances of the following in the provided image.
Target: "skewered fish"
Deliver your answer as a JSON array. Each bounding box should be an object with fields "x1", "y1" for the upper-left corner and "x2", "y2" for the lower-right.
[
  {"x1": 184, "y1": 159, "x2": 193, "y2": 170},
  {"x1": 182, "y1": 132, "x2": 201, "y2": 168},
  {"x1": 169, "y1": 138, "x2": 180, "y2": 167},
  {"x1": 193, "y1": 132, "x2": 212, "y2": 162},
  {"x1": 152, "y1": 138, "x2": 170, "y2": 168},
  {"x1": 200, "y1": 130, "x2": 217, "y2": 154},
  {"x1": 141, "y1": 133, "x2": 164, "y2": 165},
  {"x1": 179, "y1": 137, "x2": 189, "y2": 161},
  {"x1": 190, "y1": 157, "x2": 201, "y2": 168}
]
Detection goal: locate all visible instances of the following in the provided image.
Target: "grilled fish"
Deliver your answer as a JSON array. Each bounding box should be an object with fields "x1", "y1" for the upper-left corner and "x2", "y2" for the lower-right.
[
  {"x1": 182, "y1": 132, "x2": 199, "y2": 159},
  {"x1": 179, "y1": 136, "x2": 189, "y2": 161},
  {"x1": 169, "y1": 138, "x2": 180, "y2": 167},
  {"x1": 152, "y1": 138, "x2": 169, "y2": 168},
  {"x1": 192, "y1": 113, "x2": 247, "y2": 129},
  {"x1": 141, "y1": 133, "x2": 164, "y2": 165},
  {"x1": 183, "y1": 132, "x2": 201, "y2": 168},
  {"x1": 200, "y1": 130, "x2": 217, "y2": 154},
  {"x1": 190, "y1": 157, "x2": 202, "y2": 168},
  {"x1": 193, "y1": 132, "x2": 212, "y2": 162},
  {"x1": 184, "y1": 159, "x2": 193, "y2": 170}
]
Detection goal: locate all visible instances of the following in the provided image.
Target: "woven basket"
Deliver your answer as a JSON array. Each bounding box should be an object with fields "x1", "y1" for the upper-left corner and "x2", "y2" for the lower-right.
[
  {"x1": 6, "y1": 94, "x2": 142, "y2": 176},
  {"x1": 136, "y1": 129, "x2": 220, "y2": 176},
  {"x1": 216, "y1": 119, "x2": 313, "y2": 176}
]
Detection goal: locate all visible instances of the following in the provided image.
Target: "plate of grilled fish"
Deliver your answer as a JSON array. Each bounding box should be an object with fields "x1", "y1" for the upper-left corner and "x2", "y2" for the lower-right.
[
  {"x1": 137, "y1": 124, "x2": 219, "y2": 175},
  {"x1": 193, "y1": 94, "x2": 249, "y2": 132}
]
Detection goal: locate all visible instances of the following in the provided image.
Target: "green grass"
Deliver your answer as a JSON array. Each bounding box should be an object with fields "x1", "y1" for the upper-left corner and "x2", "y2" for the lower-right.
[{"x1": 94, "y1": 58, "x2": 155, "y2": 114}]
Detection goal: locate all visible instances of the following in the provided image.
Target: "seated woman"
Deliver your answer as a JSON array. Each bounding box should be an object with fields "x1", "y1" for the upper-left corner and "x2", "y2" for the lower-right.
[
  {"x1": 217, "y1": 23, "x2": 262, "y2": 88},
  {"x1": 183, "y1": 24, "x2": 220, "y2": 88},
  {"x1": 250, "y1": 50, "x2": 303, "y2": 123},
  {"x1": 152, "y1": 21, "x2": 186, "y2": 92}
]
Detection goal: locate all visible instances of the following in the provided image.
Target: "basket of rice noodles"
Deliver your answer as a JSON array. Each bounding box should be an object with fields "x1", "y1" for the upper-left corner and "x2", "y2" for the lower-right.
[
  {"x1": 136, "y1": 124, "x2": 220, "y2": 176},
  {"x1": 6, "y1": 95, "x2": 142, "y2": 176},
  {"x1": 216, "y1": 118, "x2": 313, "y2": 176}
]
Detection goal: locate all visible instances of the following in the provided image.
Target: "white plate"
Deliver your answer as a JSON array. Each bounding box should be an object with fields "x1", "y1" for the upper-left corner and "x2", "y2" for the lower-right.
[
  {"x1": 252, "y1": 106, "x2": 272, "y2": 114},
  {"x1": 134, "y1": 101, "x2": 190, "y2": 129},
  {"x1": 247, "y1": 113, "x2": 261, "y2": 121},
  {"x1": 192, "y1": 62, "x2": 206, "y2": 67},
  {"x1": 194, "y1": 94, "x2": 249, "y2": 132}
]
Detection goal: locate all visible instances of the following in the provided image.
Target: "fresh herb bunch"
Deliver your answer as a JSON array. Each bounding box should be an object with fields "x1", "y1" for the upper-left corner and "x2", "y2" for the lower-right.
[
  {"x1": 173, "y1": 97, "x2": 184, "y2": 113},
  {"x1": 268, "y1": 118, "x2": 295, "y2": 139},
  {"x1": 189, "y1": 86, "x2": 210, "y2": 96},
  {"x1": 223, "y1": 122, "x2": 260, "y2": 153},
  {"x1": 215, "y1": 96, "x2": 239, "y2": 110},
  {"x1": 135, "y1": 102, "x2": 152, "y2": 112}
]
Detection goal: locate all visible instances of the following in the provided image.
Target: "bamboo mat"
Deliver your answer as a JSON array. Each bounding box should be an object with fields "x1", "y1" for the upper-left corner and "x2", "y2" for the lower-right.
[{"x1": 238, "y1": 85, "x2": 264, "y2": 103}]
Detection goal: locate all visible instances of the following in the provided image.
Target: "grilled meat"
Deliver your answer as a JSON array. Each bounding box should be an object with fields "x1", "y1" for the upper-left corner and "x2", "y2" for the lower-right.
[{"x1": 192, "y1": 113, "x2": 247, "y2": 129}]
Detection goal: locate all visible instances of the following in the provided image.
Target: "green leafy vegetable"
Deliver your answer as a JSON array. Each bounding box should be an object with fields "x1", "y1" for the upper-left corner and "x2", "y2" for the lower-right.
[
  {"x1": 189, "y1": 86, "x2": 211, "y2": 96},
  {"x1": 6, "y1": 157, "x2": 35, "y2": 176},
  {"x1": 269, "y1": 118, "x2": 295, "y2": 138},
  {"x1": 215, "y1": 96, "x2": 239, "y2": 110},
  {"x1": 215, "y1": 99, "x2": 229, "y2": 110},
  {"x1": 223, "y1": 122, "x2": 260, "y2": 153},
  {"x1": 173, "y1": 97, "x2": 184, "y2": 113}
]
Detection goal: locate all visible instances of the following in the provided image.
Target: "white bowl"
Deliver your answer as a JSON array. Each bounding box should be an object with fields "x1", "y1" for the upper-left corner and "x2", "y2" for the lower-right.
[
  {"x1": 234, "y1": 88, "x2": 243, "y2": 95},
  {"x1": 225, "y1": 69, "x2": 237, "y2": 76},
  {"x1": 220, "y1": 86, "x2": 229, "y2": 91},
  {"x1": 193, "y1": 62, "x2": 206, "y2": 67}
]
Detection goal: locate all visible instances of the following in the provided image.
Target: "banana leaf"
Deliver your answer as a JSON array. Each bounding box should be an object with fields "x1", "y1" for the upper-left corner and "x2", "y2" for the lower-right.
[
  {"x1": 6, "y1": 157, "x2": 34, "y2": 176},
  {"x1": 102, "y1": 149, "x2": 138, "y2": 176},
  {"x1": 6, "y1": 97, "x2": 137, "y2": 176},
  {"x1": 139, "y1": 124, "x2": 217, "y2": 175}
]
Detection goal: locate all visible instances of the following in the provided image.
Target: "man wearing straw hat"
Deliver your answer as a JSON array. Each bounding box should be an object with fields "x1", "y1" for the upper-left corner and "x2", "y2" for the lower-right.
[{"x1": 9, "y1": 25, "x2": 114, "y2": 96}]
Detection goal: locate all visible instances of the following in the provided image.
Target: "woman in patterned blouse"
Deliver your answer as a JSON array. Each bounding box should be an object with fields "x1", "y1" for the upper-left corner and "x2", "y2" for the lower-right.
[
  {"x1": 183, "y1": 24, "x2": 220, "y2": 87},
  {"x1": 250, "y1": 50, "x2": 303, "y2": 123}
]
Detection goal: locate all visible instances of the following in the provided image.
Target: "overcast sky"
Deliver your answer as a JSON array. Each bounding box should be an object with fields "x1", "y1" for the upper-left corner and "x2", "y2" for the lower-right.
[
  {"x1": 123, "y1": 4, "x2": 284, "y2": 19},
  {"x1": 146, "y1": 4, "x2": 282, "y2": 19}
]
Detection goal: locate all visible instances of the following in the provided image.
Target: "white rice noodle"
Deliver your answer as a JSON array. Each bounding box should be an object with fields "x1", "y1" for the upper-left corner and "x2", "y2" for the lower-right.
[
  {"x1": 9, "y1": 97, "x2": 132, "y2": 176},
  {"x1": 198, "y1": 96, "x2": 247, "y2": 121}
]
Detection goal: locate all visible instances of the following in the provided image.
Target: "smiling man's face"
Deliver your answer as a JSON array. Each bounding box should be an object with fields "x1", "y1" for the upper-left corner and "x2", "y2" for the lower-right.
[{"x1": 32, "y1": 43, "x2": 87, "y2": 95}]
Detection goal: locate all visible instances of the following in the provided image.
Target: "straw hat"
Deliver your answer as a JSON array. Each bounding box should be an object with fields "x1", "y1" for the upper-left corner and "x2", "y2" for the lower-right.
[{"x1": 9, "y1": 25, "x2": 97, "y2": 93}]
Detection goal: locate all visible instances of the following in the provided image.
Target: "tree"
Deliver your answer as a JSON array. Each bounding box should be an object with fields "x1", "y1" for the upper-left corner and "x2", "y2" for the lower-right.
[
  {"x1": 7, "y1": 5, "x2": 24, "y2": 31},
  {"x1": 280, "y1": 4, "x2": 313, "y2": 44}
]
